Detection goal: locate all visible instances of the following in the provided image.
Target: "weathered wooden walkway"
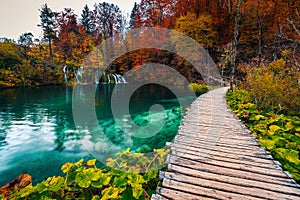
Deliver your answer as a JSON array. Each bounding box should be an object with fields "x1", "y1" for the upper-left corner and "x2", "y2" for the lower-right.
[{"x1": 152, "y1": 87, "x2": 300, "y2": 200}]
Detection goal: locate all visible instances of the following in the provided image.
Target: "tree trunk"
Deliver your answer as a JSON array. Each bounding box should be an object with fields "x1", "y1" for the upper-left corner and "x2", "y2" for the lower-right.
[
  {"x1": 258, "y1": 20, "x2": 263, "y2": 67},
  {"x1": 49, "y1": 37, "x2": 53, "y2": 64},
  {"x1": 230, "y1": 0, "x2": 242, "y2": 92}
]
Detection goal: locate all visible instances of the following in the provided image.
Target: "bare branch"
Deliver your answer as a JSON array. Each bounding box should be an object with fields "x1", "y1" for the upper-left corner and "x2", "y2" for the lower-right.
[
  {"x1": 287, "y1": 17, "x2": 300, "y2": 36},
  {"x1": 293, "y1": 44, "x2": 300, "y2": 68}
]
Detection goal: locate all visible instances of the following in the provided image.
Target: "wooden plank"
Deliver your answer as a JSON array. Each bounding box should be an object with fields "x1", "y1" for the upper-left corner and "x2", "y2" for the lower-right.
[
  {"x1": 174, "y1": 135, "x2": 259, "y2": 147},
  {"x1": 167, "y1": 152, "x2": 288, "y2": 178},
  {"x1": 170, "y1": 145, "x2": 277, "y2": 165},
  {"x1": 177, "y1": 131, "x2": 257, "y2": 142},
  {"x1": 171, "y1": 139, "x2": 272, "y2": 157},
  {"x1": 178, "y1": 129, "x2": 256, "y2": 140},
  {"x1": 166, "y1": 155, "x2": 296, "y2": 186},
  {"x1": 165, "y1": 165, "x2": 300, "y2": 197},
  {"x1": 162, "y1": 178, "x2": 263, "y2": 200},
  {"x1": 167, "y1": 142, "x2": 273, "y2": 160},
  {"x1": 156, "y1": 187, "x2": 215, "y2": 200},
  {"x1": 151, "y1": 194, "x2": 169, "y2": 200},
  {"x1": 162, "y1": 172, "x2": 300, "y2": 200},
  {"x1": 171, "y1": 148, "x2": 281, "y2": 170},
  {"x1": 180, "y1": 122, "x2": 246, "y2": 132},
  {"x1": 174, "y1": 137, "x2": 261, "y2": 150}
]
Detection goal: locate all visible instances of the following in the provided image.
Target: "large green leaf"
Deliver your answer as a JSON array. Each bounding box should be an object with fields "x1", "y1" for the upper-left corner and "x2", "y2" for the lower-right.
[
  {"x1": 61, "y1": 162, "x2": 74, "y2": 173},
  {"x1": 268, "y1": 125, "x2": 281, "y2": 134},
  {"x1": 106, "y1": 158, "x2": 116, "y2": 168},
  {"x1": 86, "y1": 159, "x2": 97, "y2": 166},
  {"x1": 132, "y1": 184, "x2": 143, "y2": 199},
  {"x1": 75, "y1": 168, "x2": 95, "y2": 188},
  {"x1": 74, "y1": 159, "x2": 84, "y2": 167},
  {"x1": 91, "y1": 173, "x2": 111, "y2": 189},
  {"x1": 101, "y1": 187, "x2": 120, "y2": 200}
]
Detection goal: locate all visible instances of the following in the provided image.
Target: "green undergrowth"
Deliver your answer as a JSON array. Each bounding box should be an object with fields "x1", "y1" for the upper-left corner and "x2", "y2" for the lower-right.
[
  {"x1": 188, "y1": 83, "x2": 209, "y2": 95},
  {"x1": 2, "y1": 148, "x2": 170, "y2": 200},
  {"x1": 226, "y1": 89, "x2": 300, "y2": 182}
]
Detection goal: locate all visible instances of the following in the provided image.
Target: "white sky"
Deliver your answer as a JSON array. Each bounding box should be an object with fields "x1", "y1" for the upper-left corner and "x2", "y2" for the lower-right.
[{"x1": 0, "y1": 0, "x2": 138, "y2": 40}]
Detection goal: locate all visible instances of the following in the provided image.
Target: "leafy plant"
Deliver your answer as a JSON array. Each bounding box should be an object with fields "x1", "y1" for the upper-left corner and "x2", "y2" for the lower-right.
[
  {"x1": 8, "y1": 148, "x2": 170, "y2": 200},
  {"x1": 227, "y1": 89, "x2": 300, "y2": 182},
  {"x1": 188, "y1": 83, "x2": 209, "y2": 95},
  {"x1": 243, "y1": 59, "x2": 300, "y2": 114}
]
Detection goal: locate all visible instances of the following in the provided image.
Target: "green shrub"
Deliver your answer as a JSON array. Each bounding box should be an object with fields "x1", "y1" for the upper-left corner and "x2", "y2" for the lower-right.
[
  {"x1": 227, "y1": 89, "x2": 300, "y2": 182},
  {"x1": 188, "y1": 83, "x2": 209, "y2": 95},
  {"x1": 242, "y1": 59, "x2": 300, "y2": 114},
  {"x1": 8, "y1": 148, "x2": 170, "y2": 200},
  {"x1": 0, "y1": 69, "x2": 21, "y2": 87}
]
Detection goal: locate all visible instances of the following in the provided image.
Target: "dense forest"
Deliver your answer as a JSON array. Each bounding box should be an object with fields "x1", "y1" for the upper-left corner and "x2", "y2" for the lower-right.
[{"x1": 0, "y1": 0, "x2": 299, "y2": 110}]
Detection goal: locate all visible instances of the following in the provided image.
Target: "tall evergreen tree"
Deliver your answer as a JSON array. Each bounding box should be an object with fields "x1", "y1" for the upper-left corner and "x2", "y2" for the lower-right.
[
  {"x1": 38, "y1": 4, "x2": 56, "y2": 61},
  {"x1": 129, "y1": 2, "x2": 137, "y2": 29},
  {"x1": 80, "y1": 4, "x2": 95, "y2": 34}
]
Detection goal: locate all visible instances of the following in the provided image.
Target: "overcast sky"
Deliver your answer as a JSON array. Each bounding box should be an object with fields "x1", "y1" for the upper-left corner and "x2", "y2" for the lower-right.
[{"x1": 0, "y1": 0, "x2": 138, "y2": 40}]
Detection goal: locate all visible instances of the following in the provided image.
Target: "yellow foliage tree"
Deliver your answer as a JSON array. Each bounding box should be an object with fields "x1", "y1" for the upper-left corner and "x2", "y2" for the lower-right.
[
  {"x1": 244, "y1": 58, "x2": 300, "y2": 113},
  {"x1": 174, "y1": 12, "x2": 216, "y2": 49}
]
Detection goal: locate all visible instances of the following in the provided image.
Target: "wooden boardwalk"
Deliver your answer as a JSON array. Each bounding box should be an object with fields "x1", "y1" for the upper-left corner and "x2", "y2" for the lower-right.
[{"x1": 152, "y1": 87, "x2": 300, "y2": 200}]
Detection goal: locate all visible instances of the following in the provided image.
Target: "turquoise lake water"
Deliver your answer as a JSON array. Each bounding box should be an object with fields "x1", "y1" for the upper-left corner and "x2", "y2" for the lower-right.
[{"x1": 0, "y1": 84, "x2": 195, "y2": 185}]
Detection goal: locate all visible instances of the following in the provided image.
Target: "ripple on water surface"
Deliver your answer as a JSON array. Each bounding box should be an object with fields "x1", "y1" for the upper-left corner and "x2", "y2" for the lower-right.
[{"x1": 0, "y1": 84, "x2": 195, "y2": 185}]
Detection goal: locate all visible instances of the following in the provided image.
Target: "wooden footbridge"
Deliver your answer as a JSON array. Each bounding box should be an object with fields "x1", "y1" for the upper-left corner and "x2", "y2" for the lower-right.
[{"x1": 151, "y1": 87, "x2": 300, "y2": 200}]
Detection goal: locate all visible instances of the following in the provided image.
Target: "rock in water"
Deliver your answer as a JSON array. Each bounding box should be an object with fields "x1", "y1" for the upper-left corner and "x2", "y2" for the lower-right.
[{"x1": 0, "y1": 174, "x2": 32, "y2": 199}]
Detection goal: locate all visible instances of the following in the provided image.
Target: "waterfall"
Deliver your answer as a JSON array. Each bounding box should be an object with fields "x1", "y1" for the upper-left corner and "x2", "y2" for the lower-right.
[
  {"x1": 63, "y1": 65, "x2": 83, "y2": 83},
  {"x1": 116, "y1": 74, "x2": 127, "y2": 83},
  {"x1": 112, "y1": 74, "x2": 118, "y2": 84},
  {"x1": 95, "y1": 69, "x2": 99, "y2": 84},
  {"x1": 63, "y1": 65, "x2": 68, "y2": 82},
  {"x1": 66, "y1": 67, "x2": 126, "y2": 84},
  {"x1": 73, "y1": 67, "x2": 80, "y2": 83},
  {"x1": 78, "y1": 66, "x2": 83, "y2": 80}
]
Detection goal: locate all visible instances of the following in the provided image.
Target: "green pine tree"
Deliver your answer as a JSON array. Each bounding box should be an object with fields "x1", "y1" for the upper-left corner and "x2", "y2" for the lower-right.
[
  {"x1": 80, "y1": 4, "x2": 95, "y2": 34},
  {"x1": 129, "y1": 2, "x2": 137, "y2": 29},
  {"x1": 38, "y1": 4, "x2": 56, "y2": 61}
]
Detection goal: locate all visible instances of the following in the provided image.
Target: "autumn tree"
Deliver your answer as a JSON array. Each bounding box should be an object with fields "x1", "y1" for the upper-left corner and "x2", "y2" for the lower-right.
[
  {"x1": 241, "y1": 0, "x2": 275, "y2": 66},
  {"x1": 135, "y1": 0, "x2": 176, "y2": 28},
  {"x1": 0, "y1": 41, "x2": 22, "y2": 70},
  {"x1": 274, "y1": 0, "x2": 300, "y2": 68},
  {"x1": 175, "y1": 0, "x2": 211, "y2": 18},
  {"x1": 230, "y1": 0, "x2": 242, "y2": 91},
  {"x1": 175, "y1": 0, "x2": 234, "y2": 44},
  {"x1": 54, "y1": 8, "x2": 81, "y2": 66},
  {"x1": 38, "y1": 4, "x2": 56, "y2": 61},
  {"x1": 174, "y1": 12, "x2": 216, "y2": 49},
  {"x1": 0, "y1": 41, "x2": 32, "y2": 87}
]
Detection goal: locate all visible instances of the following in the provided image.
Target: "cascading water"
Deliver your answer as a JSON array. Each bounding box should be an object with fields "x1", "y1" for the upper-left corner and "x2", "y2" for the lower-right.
[
  {"x1": 95, "y1": 69, "x2": 99, "y2": 84},
  {"x1": 63, "y1": 65, "x2": 83, "y2": 83},
  {"x1": 73, "y1": 67, "x2": 79, "y2": 83},
  {"x1": 63, "y1": 65, "x2": 68, "y2": 82},
  {"x1": 112, "y1": 74, "x2": 118, "y2": 84},
  {"x1": 107, "y1": 73, "x2": 111, "y2": 84},
  {"x1": 62, "y1": 65, "x2": 127, "y2": 84},
  {"x1": 116, "y1": 74, "x2": 127, "y2": 83},
  {"x1": 106, "y1": 73, "x2": 127, "y2": 84},
  {"x1": 78, "y1": 67, "x2": 83, "y2": 81}
]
